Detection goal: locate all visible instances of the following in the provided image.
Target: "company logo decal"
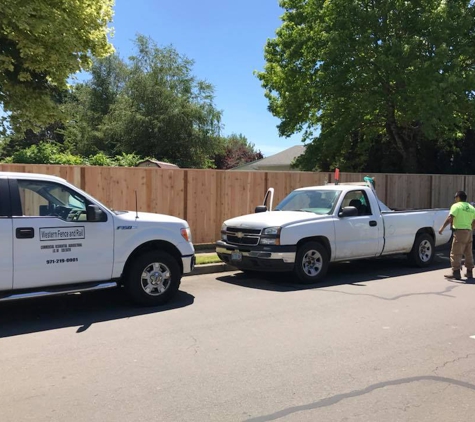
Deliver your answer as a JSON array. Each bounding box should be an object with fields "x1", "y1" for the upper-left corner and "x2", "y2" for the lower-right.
[{"x1": 40, "y1": 226, "x2": 85, "y2": 241}]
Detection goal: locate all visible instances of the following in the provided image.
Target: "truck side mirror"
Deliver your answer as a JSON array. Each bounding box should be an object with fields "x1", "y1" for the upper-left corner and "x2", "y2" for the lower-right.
[
  {"x1": 255, "y1": 205, "x2": 268, "y2": 213},
  {"x1": 338, "y1": 206, "x2": 358, "y2": 217},
  {"x1": 87, "y1": 205, "x2": 106, "y2": 222}
]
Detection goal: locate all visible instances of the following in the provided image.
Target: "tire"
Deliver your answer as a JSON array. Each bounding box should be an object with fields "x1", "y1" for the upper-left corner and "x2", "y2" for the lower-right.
[
  {"x1": 125, "y1": 251, "x2": 181, "y2": 306},
  {"x1": 294, "y1": 241, "x2": 329, "y2": 284},
  {"x1": 408, "y1": 233, "x2": 435, "y2": 267}
]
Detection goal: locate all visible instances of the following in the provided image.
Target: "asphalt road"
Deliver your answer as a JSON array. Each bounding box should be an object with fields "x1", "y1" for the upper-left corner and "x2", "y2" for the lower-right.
[{"x1": 1, "y1": 248, "x2": 475, "y2": 421}]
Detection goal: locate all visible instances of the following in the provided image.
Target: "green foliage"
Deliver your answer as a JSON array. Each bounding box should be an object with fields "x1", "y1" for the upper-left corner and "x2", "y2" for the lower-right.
[
  {"x1": 0, "y1": 0, "x2": 114, "y2": 132},
  {"x1": 3, "y1": 141, "x2": 145, "y2": 167},
  {"x1": 99, "y1": 36, "x2": 223, "y2": 168},
  {"x1": 62, "y1": 35, "x2": 223, "y2": 168},
  {"x1": 258, "y1": 0, "x2": 475, "y2": 173},
  {"x1": 113, "y1": 152, "x2": 142, "y2": 167},
  {"x1": 3, "y1": 34, "x2": 237, "y2": 169},
  {"x1": 5, "y1": 142, "x2": 83, "y2": 165},
  {"x1": 86, "y1": 152, "x2": 114, "y2": 166}
]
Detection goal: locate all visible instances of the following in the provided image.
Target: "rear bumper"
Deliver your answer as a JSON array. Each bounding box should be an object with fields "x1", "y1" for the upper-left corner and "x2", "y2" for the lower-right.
[{"x1": 216, "y1": 241, "x2": 296, "y2": 272}]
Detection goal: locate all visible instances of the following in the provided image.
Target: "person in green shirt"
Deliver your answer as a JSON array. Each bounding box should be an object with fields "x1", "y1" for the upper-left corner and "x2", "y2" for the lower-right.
[{"x1": 439, "y1": 190, "x2": 475, "y2": 280}]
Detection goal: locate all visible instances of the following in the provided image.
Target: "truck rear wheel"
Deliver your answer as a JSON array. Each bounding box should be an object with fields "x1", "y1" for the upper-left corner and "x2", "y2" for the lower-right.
[
  {"x1": 125, "y1": 251, "x2": 181, "y2": 306},
  {"x1": 294, "y1": 242, "x2": 329, "y2": 284},
  {"x1": 408, "y1": 233, "x2": 435, "y2": 267}
]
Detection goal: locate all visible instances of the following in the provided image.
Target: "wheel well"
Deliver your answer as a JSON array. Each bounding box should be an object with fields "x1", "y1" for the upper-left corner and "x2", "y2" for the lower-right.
[
  {"x1": 415, "y1": 227, "x2": 435, "y2": 241},
  {"x1": 296, "y1": 236, "x2": 332, "y2": 260},
  {"x1": 122, "y1": 241, "x2": 183, "y2": 280}
]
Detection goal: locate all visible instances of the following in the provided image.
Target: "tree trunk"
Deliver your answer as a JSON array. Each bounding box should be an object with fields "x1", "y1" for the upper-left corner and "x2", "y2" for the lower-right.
[
  {"x1": 385, "y1": 122, "x2": 418, "y2": 173},
  {"x1": 385, "y1": 101, "x2": 418, "y2": 173}
]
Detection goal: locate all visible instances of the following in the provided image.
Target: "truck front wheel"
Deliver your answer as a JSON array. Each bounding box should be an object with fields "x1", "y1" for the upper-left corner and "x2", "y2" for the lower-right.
[
  {"x1": 294, "y1": 242, "x2": 329, "y2": 284},
  {"x1": 125, "y1": 251, "x2": 181, "y2": 306},
  {"x1": 408, "y1": 233, "x2": 435, "y2": 267}
]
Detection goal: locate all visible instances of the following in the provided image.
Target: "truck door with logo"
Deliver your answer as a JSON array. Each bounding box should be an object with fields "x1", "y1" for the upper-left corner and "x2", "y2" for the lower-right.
[{"x1": 10, "y1": 178, "x2": 114, "y2": 290}]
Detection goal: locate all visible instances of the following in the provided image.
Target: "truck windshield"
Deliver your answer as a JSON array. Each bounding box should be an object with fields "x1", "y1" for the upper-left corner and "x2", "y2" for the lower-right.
[{"x1": 275, "y1": 190, "x2": 340, "y2": 214}]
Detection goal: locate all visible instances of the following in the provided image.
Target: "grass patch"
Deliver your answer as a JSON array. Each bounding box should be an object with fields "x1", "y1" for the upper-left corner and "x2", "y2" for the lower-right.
[{"x1": 196, "y1": 253, "x2": 221, "y2": 265}]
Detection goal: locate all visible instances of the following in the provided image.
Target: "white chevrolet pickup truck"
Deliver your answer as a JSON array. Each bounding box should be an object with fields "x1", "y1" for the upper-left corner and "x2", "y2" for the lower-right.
[
  {"x1": 0, "y1": 172, "x2": 195, "y2": 306},
  {"x1": 216, "y1": 183, "x2": 451, "y2": 283}
]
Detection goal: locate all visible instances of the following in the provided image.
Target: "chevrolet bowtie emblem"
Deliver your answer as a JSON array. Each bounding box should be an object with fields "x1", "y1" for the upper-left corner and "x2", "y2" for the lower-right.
[{"x1": 236, "y1": 232, "x2": 244, "y2": 238}]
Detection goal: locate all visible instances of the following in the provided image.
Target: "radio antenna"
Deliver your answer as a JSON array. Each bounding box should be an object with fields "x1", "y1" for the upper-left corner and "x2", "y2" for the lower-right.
[{"x1": 135, "y1": 190, "x2": 139, "y2": 219}]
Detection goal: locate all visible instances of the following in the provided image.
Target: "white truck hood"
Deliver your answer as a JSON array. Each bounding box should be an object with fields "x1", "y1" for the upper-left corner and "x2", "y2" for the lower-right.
[
  {"x1": 224, "y1": 211, "x2": 328, "y2": 229},
  {"x1": 114, "y1": 211, "x2": 188, "y2": 226}
]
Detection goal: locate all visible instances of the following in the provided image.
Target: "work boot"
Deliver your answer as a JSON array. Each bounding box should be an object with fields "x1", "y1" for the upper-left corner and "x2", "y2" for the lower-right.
[
  {"x1": 465, "y1": 269, "x2": 473, "y2": 279},
  {"x1": 445, "y1": 270, "x2": 461, "y2": 280}
]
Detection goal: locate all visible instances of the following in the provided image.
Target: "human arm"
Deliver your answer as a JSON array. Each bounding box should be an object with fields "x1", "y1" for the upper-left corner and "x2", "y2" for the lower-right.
[{"x1": 439, "y1": 214, "x2": 454, "y2": 235}]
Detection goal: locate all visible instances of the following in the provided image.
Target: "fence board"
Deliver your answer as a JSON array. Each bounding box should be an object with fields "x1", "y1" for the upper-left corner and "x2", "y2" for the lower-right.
[
  {"x1": 385, "y1": 174, "x2": 432, "y2": 209},
  {"x1": 431, "y1": 175, "x2": 465, "y2": 208},
  {"x1": 464, "y1": 176, "x2": 475, "y2": 204},
  {"x1": 186, "y1": 170, "x2": 217, "y2": 244}
]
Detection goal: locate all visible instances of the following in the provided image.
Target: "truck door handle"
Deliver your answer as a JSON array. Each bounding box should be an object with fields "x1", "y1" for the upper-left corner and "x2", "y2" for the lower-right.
[
  {"x1": 16, "y1": 227, "x2": 35, "y2": 239},
  {"x1": 369, "y1": 221, "x2": 377, "y2": 227}
]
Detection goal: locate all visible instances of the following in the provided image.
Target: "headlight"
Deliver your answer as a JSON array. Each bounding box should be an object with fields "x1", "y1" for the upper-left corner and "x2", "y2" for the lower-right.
[
  {"x1": 181, "y1": 227, "x2": 192, "y2": 242},
  {"x1": 262, "y1": 227, "x2": 281, "y2": 235},
  {"x1": 260, "y1": 227, "x2": 281, "y2": 245}
]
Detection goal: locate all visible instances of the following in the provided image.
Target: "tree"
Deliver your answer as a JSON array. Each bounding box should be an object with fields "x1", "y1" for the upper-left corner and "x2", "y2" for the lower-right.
[
  {"x1": 96, "y1": 35, "x2": 223, "y2": 168},
  {"x1": 62, "y1": 54, "x2": 128, "y2": 156},
  {"x1": 214, "y1": 133, "x2": 263, "y2": 169},
  {"x1": 257, "y1": 0, "x2": 475, "y2": 173},
  {"x1": 7, "y1": 35, "x2": 226, "y2": 168},
  {"x1": 0, "y1": 0, "x2": 113, "y2": 132}
]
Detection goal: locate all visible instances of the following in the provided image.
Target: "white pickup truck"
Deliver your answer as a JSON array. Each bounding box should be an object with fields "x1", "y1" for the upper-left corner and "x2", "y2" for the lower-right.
[
  {"x1": 216, "y1": 182, "x2": 452, "y2": 283},
  {"x1": 0, "y1": 172, "x2": 195, "y2": 306}
]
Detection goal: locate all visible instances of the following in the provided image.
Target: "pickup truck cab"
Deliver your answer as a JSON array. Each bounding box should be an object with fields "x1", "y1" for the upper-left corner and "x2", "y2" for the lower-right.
[
  {"x1": 216, "y1": 182, "x2": 451, "y2": 283},
  {"x1": 0, "y1": 172, "x2": 195, "y2": 305}
]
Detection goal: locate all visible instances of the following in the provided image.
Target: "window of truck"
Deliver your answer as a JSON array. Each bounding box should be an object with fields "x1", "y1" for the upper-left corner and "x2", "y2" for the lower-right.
[
  {"x1": 17, "y1": 180, "x2": 88, "y2": 221},
  {"x1": 340, "y1": 190, "x2": 372, "y2": 216},
  {"x1": 275, "y1": 190, "x2": 340, "y2": 214}
]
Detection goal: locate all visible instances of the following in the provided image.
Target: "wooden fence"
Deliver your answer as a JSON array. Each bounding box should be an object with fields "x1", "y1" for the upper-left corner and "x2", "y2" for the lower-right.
[{"x1": 0, "y1": 164, "x2": 471, "y2": 244}]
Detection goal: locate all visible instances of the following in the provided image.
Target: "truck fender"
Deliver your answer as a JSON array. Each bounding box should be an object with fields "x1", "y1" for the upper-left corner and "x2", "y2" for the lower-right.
[{"x1": 296, "y1": 236, "x2": 332, "y2": 261}]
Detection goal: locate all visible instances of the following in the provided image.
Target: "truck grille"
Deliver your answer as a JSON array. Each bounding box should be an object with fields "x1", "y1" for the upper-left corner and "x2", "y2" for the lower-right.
[{"x1": 225, "y1": 227, "x2": 261, "y2": 246}]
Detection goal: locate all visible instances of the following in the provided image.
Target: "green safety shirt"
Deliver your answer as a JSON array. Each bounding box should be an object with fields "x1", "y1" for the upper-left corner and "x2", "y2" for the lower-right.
[{"x1": 450, "y1": 202, "x2": 475, "y2": 230}]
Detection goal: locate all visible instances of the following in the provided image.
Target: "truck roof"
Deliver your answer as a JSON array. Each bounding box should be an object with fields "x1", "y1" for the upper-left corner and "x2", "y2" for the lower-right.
[
  {"x1": 295, "y1": 182, "x2": 373, "y2": 192},
  {"x1": 0, "y1": 171, "x2": 66, "y2": 183}
]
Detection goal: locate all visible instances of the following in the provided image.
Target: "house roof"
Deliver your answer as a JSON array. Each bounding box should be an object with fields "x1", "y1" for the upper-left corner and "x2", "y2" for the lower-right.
[
  {"x1": 137, "y1": 159, "x2": 179, "y2": 169},
  {"x1": 230, "y1": 145, "x2": 306, "y2": 171}
]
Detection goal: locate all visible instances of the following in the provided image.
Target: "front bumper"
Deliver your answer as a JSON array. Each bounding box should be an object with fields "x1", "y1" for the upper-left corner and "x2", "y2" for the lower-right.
[
  {"x1": 216, "y1": 240, "x2": 296, "y2": 272},
  {"x1": 182, "y1": 254, "x2": 195, "y2": 274}
]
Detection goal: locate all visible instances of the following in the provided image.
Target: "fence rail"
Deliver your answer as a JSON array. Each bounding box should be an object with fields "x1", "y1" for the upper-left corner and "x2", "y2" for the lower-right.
[{"x1": 0, "y1": 164, "x2": 470, "y2": 243}]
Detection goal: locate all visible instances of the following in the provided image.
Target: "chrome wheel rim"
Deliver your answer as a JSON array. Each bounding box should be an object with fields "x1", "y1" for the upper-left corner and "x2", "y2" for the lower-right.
[
  {"x1": 302, "y1": 249, "x2": 323, "y2": 277},
  {"x1": 419, "y1": 239, "x2": 432, "y2": 262},
  {"x1": 140, "y1": 262, "x2": 171, "y2": 296}
]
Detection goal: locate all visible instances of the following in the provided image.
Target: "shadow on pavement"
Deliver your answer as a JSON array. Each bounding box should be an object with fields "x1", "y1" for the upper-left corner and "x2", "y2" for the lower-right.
[
  {"x1": 217, "y1": 247, "x2": 452, "y2": 292},
  {"x1": 0, "y1": 288, "x2": 194, "y2": 338}
]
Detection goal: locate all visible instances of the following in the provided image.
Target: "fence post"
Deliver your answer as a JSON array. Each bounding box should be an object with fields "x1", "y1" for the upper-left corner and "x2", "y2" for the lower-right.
[{"x1": 183, "y1": 169, "x2": 189, "y2": 222}]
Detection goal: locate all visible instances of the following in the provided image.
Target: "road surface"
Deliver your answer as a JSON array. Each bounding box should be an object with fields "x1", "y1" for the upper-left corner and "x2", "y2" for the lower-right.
[{"x1": 1, "y1": 249, "x2": 475, "y2": 421}]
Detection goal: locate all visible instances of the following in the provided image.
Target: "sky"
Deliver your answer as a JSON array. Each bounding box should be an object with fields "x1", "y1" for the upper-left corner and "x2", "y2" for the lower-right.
[{"x1": 108, "y1": 0, "x2": 302, "y2": 157}]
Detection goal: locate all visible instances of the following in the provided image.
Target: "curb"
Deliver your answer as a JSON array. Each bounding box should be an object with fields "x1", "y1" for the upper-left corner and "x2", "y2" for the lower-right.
[
  {"x1": 185, "y1": 262, "x2": 236, "y2": 276},
  {"x1": 194, "y1": 243, "x2": 216, "y2": 253}
]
